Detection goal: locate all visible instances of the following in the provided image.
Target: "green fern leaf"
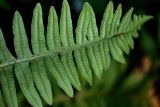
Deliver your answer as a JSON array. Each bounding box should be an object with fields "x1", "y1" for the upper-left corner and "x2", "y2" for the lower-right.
[
  {"x1": 30, "y1": 4, "x2": 53, "y2": 105},
  {"x1": 13, "y1": 11, "x2": 43, "y2": 107},
  {"x1": 0, "y1": 0, "x2": 153, "y2": 106},
  {"x1": 75, "y1": 3, "x2": 93, "y2": 84},
  {"x1": 46, "y1": 3, "x2": 74, "y2": 97},
  {"x1": 0, "y1": 29, "x2": 18, "y2": 107},
  {"x1": 59, "y1": 0, "x2": 81, "y2": 90}
]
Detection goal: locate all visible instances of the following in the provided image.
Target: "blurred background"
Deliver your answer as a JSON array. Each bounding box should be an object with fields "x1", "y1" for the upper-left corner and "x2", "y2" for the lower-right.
[{"x1": 0, "y1": 0, "x2": 160, "y2": 107}]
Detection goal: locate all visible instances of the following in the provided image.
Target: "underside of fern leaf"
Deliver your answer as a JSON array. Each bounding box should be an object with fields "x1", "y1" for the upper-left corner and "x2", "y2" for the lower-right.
[{"x1": 0, "y1": 0, "x2": 152, "y2": 107}]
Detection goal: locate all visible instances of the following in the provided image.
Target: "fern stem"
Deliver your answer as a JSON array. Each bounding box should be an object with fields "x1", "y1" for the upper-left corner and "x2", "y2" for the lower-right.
[{"x1": 0, "y1": 28, "x2": 144, "y2": 69}]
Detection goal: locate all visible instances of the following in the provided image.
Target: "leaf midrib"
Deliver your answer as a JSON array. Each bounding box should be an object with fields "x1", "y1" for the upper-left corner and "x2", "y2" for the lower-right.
[{"x1": 0, "y1": 30, "x2": 132, "y2": 69}]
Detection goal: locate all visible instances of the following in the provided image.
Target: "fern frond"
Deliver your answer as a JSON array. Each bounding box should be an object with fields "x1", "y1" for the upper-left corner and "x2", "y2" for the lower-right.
[{"x1": 0, "y1": 0, "x2": 152, "y2": 106}]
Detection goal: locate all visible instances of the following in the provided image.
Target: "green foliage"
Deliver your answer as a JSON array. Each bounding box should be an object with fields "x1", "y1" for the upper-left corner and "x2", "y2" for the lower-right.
[
  {"x1": 53, "y1": 61, "x2": 152, "y2": 107},
  {"x1": 0, "y1": 0, "x2": 152, "y2": 106}
]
